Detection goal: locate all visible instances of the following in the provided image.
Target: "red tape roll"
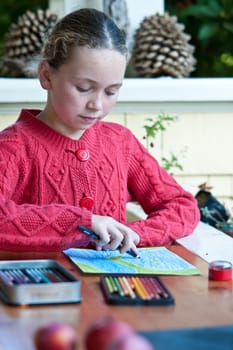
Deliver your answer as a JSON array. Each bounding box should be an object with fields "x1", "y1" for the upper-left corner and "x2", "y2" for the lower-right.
[{"x1": 208, "y1": 260, "x2": 232, "y2": 281}]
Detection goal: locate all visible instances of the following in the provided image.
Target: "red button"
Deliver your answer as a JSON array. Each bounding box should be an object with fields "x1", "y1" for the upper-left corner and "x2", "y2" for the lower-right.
[
  {"x1": 75, "y1": 149, "x2": 90, "y2": 161},
  {"x1": 79, "y1": 196, "x2": 94, "y2": 211}
]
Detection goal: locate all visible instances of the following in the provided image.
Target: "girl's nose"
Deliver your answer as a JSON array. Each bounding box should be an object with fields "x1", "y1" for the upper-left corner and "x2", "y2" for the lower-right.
[{"x1": 87, "y1": 92, "x2": 103, "y2": 110}]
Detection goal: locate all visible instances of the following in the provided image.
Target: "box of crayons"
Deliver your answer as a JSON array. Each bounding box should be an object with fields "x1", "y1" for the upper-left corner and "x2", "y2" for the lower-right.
[
  {"x1": 0, "y1": 259, "x2": 81, "y2": 305},
  {"x1": 100, "y1": 274, "x2": 174, "y2": 306}
]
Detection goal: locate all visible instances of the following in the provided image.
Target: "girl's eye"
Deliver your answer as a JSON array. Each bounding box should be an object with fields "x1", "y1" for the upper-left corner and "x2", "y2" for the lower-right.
[
  {"x1": 76, "y1": 86, "x2": 90, "y2": 92},
  {"x1": 105, "y1": 90, "x2": 118, "y2": 96}
]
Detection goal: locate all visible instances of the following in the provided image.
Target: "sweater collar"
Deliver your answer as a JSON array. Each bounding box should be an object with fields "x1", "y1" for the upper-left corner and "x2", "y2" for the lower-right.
[{"x1": 18, "y1": 109, "x2": 101, "y2": 158}]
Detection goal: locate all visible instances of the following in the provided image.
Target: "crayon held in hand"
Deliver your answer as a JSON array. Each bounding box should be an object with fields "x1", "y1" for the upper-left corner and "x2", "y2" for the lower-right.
[
  {"x1": 78, "y1": 225, "x2": 99, "y2": 239},
  {"x1": 77, "y1": 225, "x2": 139, "y2": 258}
]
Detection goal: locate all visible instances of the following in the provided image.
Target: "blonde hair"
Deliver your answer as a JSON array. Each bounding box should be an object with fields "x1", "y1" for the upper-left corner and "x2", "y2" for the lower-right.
[{"x1": 42, "y1": 8, "x2": 127, "y2": 69}]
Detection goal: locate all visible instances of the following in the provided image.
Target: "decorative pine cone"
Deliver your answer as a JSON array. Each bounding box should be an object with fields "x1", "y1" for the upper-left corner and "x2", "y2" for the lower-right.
[
  {"x1": 0, "y1": 9, "x2": 58, "y2": 78},
  {"x1": 131, "y1": 12, "x2": 196, "y2": 78}
]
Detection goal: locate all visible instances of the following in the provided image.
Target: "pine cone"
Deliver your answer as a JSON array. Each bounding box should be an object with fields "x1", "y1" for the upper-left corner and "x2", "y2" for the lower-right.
[
  {"x1": 0, "y1": 9, "x2": 57, "y2": 77},
  {"x1": 131, "y1": 12, "x2": 196, "y2": 78}
]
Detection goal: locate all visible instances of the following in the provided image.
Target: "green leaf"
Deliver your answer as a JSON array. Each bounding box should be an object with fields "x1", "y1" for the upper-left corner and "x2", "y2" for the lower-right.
[
  {"x1": 221, "y1": 0, "x2": 233, "y2": 14},
  {"x1": 223, "y1": 22, "x2": 233, "y2": 34},
  {"x1": 221, "y1": 53, "x2": 233, "y2": 67},
  {"x1": 182, "y1": 4, "x2": 219, "y2": 19},
  {"x1": 208, "y1": 0, "x2": 222, "y2": 14},
  {"x1": 198, "y1": 23, "x2": 219, "y2": 40},
  {"x1": 143, "y1": 126, "x2": 156, "y2": 138}
]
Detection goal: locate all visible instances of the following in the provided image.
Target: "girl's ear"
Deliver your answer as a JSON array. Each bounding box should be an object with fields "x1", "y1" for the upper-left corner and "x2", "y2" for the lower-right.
[{"x1": 38, "y1": 61, "x2": 52, "y2": 90}]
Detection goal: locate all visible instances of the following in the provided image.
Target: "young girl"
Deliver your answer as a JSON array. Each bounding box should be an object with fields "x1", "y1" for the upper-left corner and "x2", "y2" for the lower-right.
[{"x1": 0, "y1": 8, "x2": 199, "y2": 253}]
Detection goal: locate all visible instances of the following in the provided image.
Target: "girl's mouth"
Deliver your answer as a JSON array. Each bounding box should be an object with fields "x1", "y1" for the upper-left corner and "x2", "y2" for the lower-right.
[{"x1": 79, "y1": 115, "x2": 98, "y2": 123}]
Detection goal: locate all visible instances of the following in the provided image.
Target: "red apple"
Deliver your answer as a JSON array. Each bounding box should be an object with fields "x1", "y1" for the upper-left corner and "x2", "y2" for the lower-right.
[
  {"x1": 107, "y1": 333, "x2": 154, "y2": 350},
  {"x1": 85, "y1": 316, "x2": 134, "y2": 350},
  {"x1": 34, "y1": 322, "x2": 79, "y2": 350}
]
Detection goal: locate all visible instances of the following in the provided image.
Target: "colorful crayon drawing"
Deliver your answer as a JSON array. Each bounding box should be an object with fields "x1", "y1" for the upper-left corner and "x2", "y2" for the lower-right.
[{"x1": 63, "y1": 247, "x2": 200, "y2": 275}]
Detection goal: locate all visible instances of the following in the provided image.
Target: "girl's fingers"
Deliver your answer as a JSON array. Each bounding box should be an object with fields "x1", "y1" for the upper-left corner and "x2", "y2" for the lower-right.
[
  {"x1": 91, "y1": 215, "x2": 140, "y2": 252},
  {"x1": 103, "y1": 230, "x2": 123, "y2": 250},
  {"x1": 96, "y1": 231, "x2": 110, "y2": 248}
]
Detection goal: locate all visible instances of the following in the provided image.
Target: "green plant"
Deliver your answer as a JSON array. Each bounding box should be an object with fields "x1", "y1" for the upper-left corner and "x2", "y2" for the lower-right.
[
  {"x1": 165, "y1": 0, "x2": 233, "y2": 77},
  {"x1": 142, "y1": 113, "x2": 185, "y2": 174},
  {"x1": 161, "y1": 152, "x2": 184, "y2": 173}
]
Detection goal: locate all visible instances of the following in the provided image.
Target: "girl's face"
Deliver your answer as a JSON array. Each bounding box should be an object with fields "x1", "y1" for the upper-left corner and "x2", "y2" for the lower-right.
[{"x1": 39, "y1": 46, "x2": 126, "y2": 139}]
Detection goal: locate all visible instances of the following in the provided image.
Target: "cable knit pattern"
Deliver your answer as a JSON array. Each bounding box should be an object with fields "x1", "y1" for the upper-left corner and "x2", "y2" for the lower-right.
[{"x1": 0, "y1": 109, "x2": 200, "y2": 251}]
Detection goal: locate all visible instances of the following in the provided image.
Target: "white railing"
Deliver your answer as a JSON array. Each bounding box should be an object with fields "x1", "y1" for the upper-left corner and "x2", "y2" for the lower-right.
[{"x1": 0, "y1": 77, "x2": 232, "y2": 114}]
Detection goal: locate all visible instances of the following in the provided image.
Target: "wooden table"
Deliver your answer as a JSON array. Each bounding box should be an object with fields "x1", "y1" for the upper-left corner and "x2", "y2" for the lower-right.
[{"x1": 0, "y1": 245, "x2": 232, "y2": 350}]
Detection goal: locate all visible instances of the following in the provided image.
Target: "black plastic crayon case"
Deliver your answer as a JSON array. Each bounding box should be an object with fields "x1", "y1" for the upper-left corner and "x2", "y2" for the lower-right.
[{"x1": 100, "y1": 274, "x2": 175, "y2": 306}]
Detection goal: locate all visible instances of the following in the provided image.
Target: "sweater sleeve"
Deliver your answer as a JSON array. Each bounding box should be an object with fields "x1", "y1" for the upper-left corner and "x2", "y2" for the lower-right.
[
  {"x1": 0, "y1": 195, "x2": 92, "y2": 251},
  {"x1": 125, "y1": 135, "x2": 200, "y2": 247}
]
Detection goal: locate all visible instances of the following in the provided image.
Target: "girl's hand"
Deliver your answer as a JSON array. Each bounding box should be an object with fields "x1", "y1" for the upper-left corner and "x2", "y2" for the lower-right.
[{"x1": 91, "y1": 214, "x2": 140, "y2": 255}]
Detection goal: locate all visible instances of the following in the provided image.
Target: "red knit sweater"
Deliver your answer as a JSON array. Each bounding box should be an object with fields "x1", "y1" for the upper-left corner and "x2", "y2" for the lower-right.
[{"x1": 0, "y1": 109, "x2": 199, "y2": 251}]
